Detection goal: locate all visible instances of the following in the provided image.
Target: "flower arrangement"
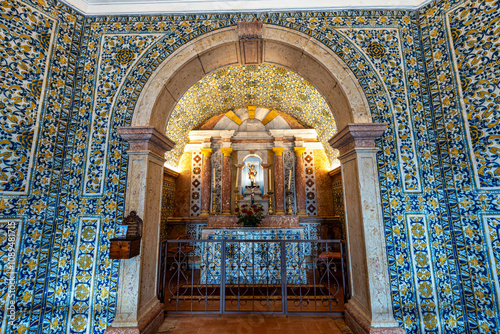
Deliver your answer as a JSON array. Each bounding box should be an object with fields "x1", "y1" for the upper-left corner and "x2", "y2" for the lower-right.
[{"x1": 235, "y1": 203, "x2": 264, "y2": 227}]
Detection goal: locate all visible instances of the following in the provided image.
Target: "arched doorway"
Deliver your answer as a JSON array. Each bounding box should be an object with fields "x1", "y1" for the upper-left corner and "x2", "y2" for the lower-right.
[{"x1": 107, "y1": 23, "x2": 404, "y2": 334}]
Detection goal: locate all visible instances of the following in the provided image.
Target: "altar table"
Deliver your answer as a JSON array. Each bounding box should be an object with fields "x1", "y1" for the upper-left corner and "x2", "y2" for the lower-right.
[{"x1": 200, "y1": 227, "x2": 307, "y2": 284}]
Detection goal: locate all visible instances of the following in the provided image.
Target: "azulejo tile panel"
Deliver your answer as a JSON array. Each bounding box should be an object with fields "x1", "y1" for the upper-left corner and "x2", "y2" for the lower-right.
[
  {"x1": 165, "y1": 64, "x2": 337, "y2": 167},
  {"x1": 337, "y1": 28, "x2": 422, "y2": 193},
  {"x1": 482, "y1": 215, "x2": 500, "y2": 316},
  {"x1": 304, "y1": 149, "x2": 318, "y2": 216},
  {"x1": 447, "y1": 0, "x2": 500, "y2": 189},
  {"x1": 66, "y1": 217, "x2": 101, "y2": 334},
  {"x1": 0, "y1": 1, "x2": 56, "y2": 194},
  {"x1": 417, "y1": 0, "x2": 500, "y2": 331},
  {"x1": 201, "y1": 229, "x2": 306, "y2": 284},
  {"x1": 211, "y1": 150, "x2": 223, "y2": 214},
  {"x1": 407, "y1": 215, "x2": 441, "y2": 333},
  {"x1": 190, "y1": 150, "x2": 202, "y2": 217},
  {"x1": 1, "y1": 0, "x2": 500, "y2": 333},
  {"x1": 0, "y1": 219, "x2": 22, "y2": 332},
  {"x1": 160, "y1": 177, "x2": 176, "y2": 241},
  {"x1": 83, "y1": 34, "x2": 162, "y2": 196}
]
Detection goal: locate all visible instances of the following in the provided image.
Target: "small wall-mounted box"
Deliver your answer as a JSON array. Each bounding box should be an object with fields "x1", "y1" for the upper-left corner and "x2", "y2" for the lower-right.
[{"x1": 109, "y1": 237, "x2": 141, "y2": 259}]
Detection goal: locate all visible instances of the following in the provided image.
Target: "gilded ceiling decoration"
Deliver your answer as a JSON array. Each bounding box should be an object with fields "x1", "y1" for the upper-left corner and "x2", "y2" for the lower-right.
[{"x1": 165, "y1": 64, "x2": 337, "y2": 166}]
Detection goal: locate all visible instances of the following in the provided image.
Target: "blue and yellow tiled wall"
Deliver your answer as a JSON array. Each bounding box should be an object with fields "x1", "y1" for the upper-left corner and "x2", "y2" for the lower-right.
[{"x1": 0, "y1": 0, "x2": 499, "y2": 332}]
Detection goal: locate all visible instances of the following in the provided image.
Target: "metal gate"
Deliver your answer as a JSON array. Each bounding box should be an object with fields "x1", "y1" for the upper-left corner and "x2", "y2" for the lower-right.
[{"x1": 158, "y1": 239, "x2": 349, "y2": 315}]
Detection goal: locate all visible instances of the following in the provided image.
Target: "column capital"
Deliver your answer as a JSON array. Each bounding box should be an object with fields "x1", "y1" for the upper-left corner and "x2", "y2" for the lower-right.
[
  {"x1": 200, "y1": 148, "x2": 213, "y2": 157},
  {"x1": 272, "y1": 147, "x2": 285, "y2": 156},
  {"x1": 220, "y1": 148, "x2": 233, "y2": 157},
  {"x1": 118, "y1": 126, "x2": 175, "y2": 157},
  {"x1": 329, "y1": 123, "x2": 387, "y2": 156},
  {"x1": 293, "y1": 147, "x2": 306, "y2": 156}
]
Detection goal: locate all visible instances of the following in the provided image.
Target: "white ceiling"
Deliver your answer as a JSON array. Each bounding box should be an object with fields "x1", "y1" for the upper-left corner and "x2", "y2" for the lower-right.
[{"x1": 62, "y1": 0, "x2": 431, "y2": 15}]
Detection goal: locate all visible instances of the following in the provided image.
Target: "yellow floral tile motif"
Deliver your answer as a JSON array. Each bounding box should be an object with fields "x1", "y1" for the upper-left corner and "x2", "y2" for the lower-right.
[
  {"x1": 67, "y1": 218, "x2": 100, "y2": 334},
  {"x1": 3, "y1": 0, "x2": 500, "y2": 333},
  {"x1": 448, "y1": 1, "x2": 500, "y2": 189},
  {"x1": 407, "y1": 215, "x2": 440, "y2": 332},
  {"x1": 165, "y1": 64, "x2": 337, "y2": 166},
  {"x1": 337, "y1": 28, "x2": 421, "y2": 192},
  {"x1": 83, "y1": 34, "x2": 162, "y2": 196},
  {"x1": 0, "y1": 1, "x2": 56, "y2": 194}
]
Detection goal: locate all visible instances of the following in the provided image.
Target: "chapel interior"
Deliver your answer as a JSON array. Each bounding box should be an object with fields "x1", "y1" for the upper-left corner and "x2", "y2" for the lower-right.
[
  {"x1": 156, "y1": 63, "x2": 349, "y2": 317},
  {"x1": 1, "y1": 0, "x2": 499, "y2": 334}
]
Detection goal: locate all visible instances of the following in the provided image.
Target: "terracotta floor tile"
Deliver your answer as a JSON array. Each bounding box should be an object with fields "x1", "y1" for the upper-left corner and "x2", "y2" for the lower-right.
[
  {"x1": 276, "y1": 321, "x2": 306, "y2": 330},
  {"x1": 314, "y1": 320, "x2": 342, "y2": 334},
  {"x1": 290, "y1": 320, "x2": 321, "y2": 331},
  {"x1": 251, "y1": 328, "x2": 267, "y2": 334},
  {"x1": 171, "y1": 328, "x2": 199, "y2": 334},
  {"x1": 271, "y1": 329, "x2": 310, "y2": 334},
  {"x1": 262, "y1": 318, "x2": 280, "y2": 329},
  {"x1": 160, "y1": 315, "x2": 351, "y2": 334}
]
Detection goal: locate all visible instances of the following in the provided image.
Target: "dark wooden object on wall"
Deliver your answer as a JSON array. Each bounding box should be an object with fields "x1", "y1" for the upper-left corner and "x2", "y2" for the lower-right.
[
  {"x1": 109, "y1": 237, "x2": 141, "y2": 259},
  {"x1": 109, "y1": 211, "x2": 143, "y2": 259}
]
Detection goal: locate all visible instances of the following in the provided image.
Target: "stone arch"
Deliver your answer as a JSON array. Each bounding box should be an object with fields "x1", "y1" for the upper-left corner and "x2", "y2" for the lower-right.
[
  {"x1": 132, "y1": 24, "x2": 371, "y2": 132},
  {"x1": 107, "y1": 24, "x2": 405, "y2": 334}
]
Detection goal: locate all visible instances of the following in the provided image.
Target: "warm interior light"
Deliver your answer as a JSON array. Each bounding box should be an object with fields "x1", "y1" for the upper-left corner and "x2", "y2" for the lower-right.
[
  {"x1": 164, "y1": 162, "x2": 182, "y2": 173},
  {"x1": 330, "y1": 160, "x2": 341, "y2": 170}
]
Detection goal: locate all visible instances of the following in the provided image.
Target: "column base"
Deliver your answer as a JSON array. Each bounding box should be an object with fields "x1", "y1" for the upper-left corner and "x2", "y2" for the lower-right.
[
  {"x1": 275, "y1": 210, "x2": 285, "y2": 215},
  {"x1": 297, "y1": 209, "x2": 308, "y2": 217},
  {"x1": 105, "y1": 303, "x2": 164, "y2": 334},
  {"x1": 221, "y1": 210, "x2": 231, "y2": 215},
  {"x1": 199, "y1": 211, "x2": 210, "y2": 218},
  {"x1": 345, "y1": 303, "x2": 405, "y2": 334}
]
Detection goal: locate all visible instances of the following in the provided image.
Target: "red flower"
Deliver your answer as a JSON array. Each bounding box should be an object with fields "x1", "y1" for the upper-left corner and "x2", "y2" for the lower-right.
[
  {"x1": 242, "y1": 209, "x2": 247, "y2": 213},
  {"x1": 235, "y1": 208, "x2": 239, "y2": 212},
  {"x1": 248, "y1": 211, "x2": 253, "y2": 215}
]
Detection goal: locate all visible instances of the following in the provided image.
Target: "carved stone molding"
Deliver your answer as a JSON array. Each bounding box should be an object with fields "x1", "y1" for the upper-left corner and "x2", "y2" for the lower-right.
[
  {"x1": 118, "y1": 126, "x2": 175, "y2": 157},
  {"x1": 237, "y1": 21, "x2": 263, "y2": 65},
  {"x1": 329, "y1": 123, "x2": 387, "y2": 156}
]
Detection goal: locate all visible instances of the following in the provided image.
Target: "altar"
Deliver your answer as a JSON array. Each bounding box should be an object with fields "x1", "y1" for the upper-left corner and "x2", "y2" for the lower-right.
[{"x1": 200, "y1": 216, "x2": 307, "y2": 284}]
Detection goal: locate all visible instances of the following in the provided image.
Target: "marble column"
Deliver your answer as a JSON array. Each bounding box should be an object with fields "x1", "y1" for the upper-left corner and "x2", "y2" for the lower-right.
[
  {"x1": 272, "y1": 147, "x2": 285, "y2": 215},
  {"x1": 107, "y1": 126, "x2": 175, "y2": 334},
  {"x1": 329, "y1": 123, "x2": 405, "y2": 334},
  {"x1": 199, "y1": 148, "x2": 213, "y2": 218},
  {"x1": 293, "y1": 147, "x2": 307, "y2": 217},
  {"x1": 220, "y1": 148, "x2": 233, "y2": 215}
]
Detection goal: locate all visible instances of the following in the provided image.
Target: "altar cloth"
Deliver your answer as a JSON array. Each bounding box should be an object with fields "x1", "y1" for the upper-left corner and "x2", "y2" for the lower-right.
[{"x1": 200, "y1": 227, "x2": 307, "y2": 284}]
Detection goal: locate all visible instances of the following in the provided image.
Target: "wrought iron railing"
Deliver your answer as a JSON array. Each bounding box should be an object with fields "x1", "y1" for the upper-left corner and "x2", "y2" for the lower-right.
[{"x1": 158, "y1": 239, "x2": 349, "y2": 315}]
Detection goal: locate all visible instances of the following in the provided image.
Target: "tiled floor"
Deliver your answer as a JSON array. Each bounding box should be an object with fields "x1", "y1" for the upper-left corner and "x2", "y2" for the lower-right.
[{"x1": 157, "y1": 315, "x2": 352, "y2": 334}]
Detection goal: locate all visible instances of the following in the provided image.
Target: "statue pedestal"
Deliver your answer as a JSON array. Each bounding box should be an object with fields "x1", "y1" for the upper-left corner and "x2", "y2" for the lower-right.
[{"x1": 206, "y1": 215, "x2": 300, "y2": 228}]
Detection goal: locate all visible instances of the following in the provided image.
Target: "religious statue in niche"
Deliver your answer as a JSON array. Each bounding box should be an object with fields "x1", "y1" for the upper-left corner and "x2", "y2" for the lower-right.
[
  {"x1": 242, "y1": 157, "x2": 263, "y2": 204},
  {"x1": 248, "y1": 164, "x2": 257, "y2": 185}
]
